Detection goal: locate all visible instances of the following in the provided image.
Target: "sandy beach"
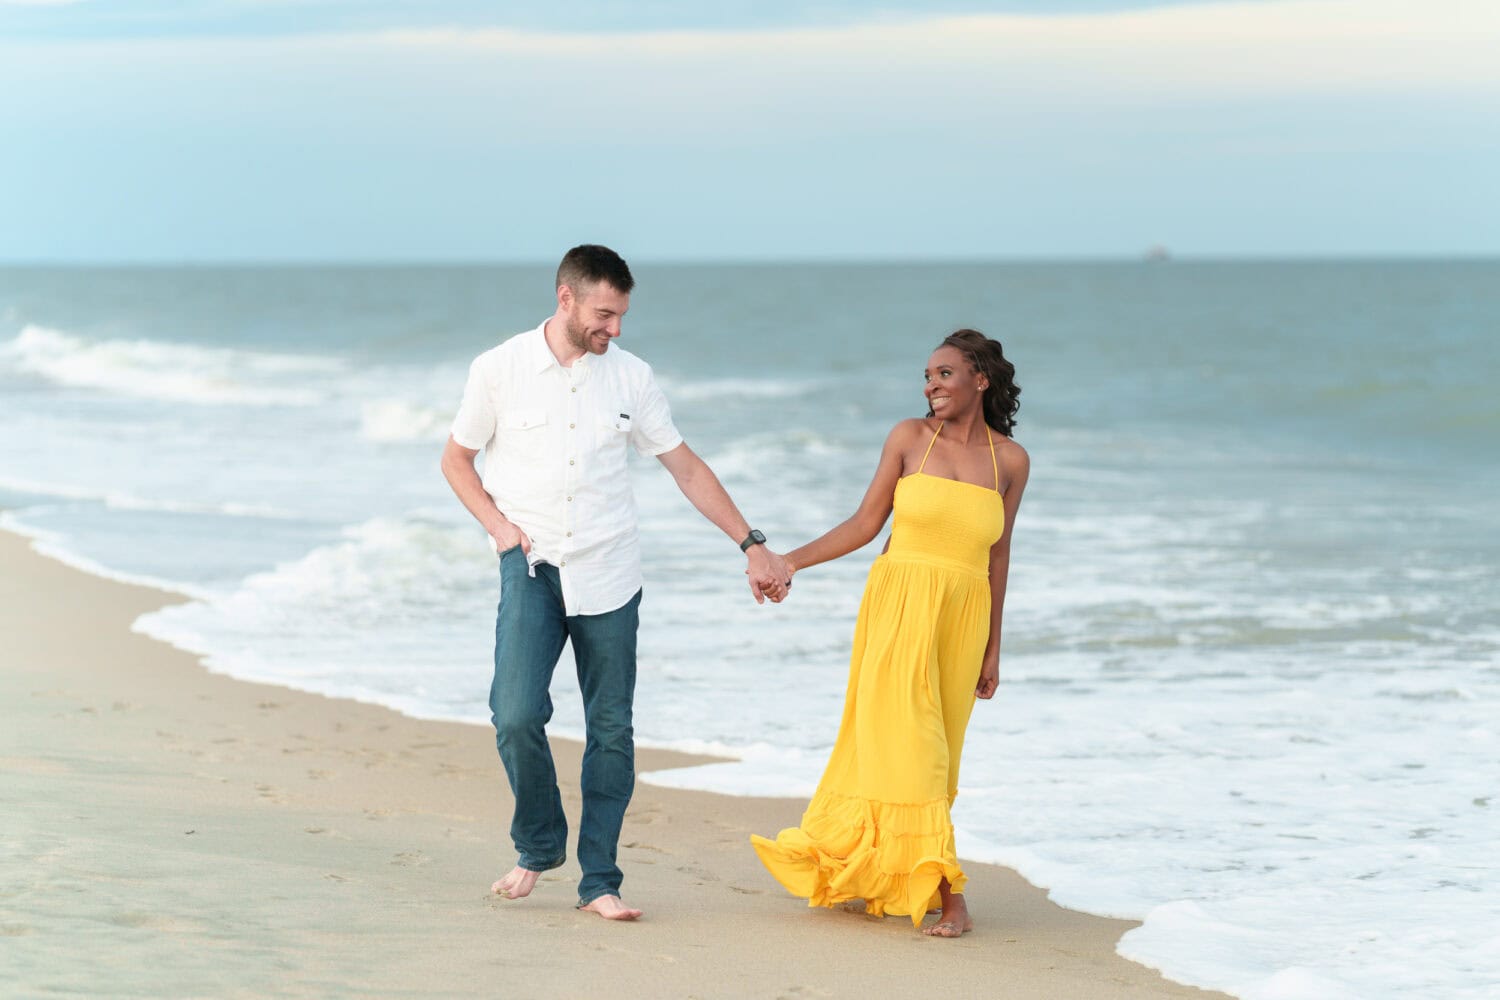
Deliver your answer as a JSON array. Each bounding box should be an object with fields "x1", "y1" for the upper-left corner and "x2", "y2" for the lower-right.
[{"x1": 1, "y1": 528, "x2": 1229, "y2": 999}]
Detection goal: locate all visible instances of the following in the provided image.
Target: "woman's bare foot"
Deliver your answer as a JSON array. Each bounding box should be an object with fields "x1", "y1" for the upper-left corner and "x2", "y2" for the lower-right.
[
  {"x1": 921, "y1": 881, "x2": 973, "y2": 937},
  {"x1": 579, "y1": 894, "x2": 642, "y2": 921},
  {"x1": 491, "y1": 865, "x2": 540, "y2": 900}
]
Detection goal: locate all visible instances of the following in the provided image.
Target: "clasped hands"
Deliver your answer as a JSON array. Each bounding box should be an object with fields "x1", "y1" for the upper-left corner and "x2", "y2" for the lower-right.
[{"x1": 745, "y1": 546, "x2": 794, "y2": 605}]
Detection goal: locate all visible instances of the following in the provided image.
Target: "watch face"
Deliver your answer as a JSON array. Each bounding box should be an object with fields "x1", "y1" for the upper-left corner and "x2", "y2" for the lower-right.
[{"x1": 750, "y1": 530, "x2": 766, "y2": 544}]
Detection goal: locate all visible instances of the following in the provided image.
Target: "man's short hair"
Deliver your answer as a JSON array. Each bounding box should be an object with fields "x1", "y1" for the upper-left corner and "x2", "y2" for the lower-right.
[{"x1": 556, "y1": 244, "x2": 635, "y2": 296}]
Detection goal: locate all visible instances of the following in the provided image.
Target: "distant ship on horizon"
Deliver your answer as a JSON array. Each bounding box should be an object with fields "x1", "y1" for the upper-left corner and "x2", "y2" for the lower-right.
[{"x1": 1143, "y1": 244, "x2": 1171, "y2": 261}]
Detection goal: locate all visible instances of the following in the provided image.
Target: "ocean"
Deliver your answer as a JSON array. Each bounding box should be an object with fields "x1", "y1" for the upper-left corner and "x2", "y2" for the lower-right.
[{"x1": 2, "y1": 261, "x2": 1496, "y2": 999}]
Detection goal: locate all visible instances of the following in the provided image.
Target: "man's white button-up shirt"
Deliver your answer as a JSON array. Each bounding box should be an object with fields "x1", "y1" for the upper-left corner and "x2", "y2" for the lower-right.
[{"x1": 450, "y1": 322, "x2": 684, "y2": 616}]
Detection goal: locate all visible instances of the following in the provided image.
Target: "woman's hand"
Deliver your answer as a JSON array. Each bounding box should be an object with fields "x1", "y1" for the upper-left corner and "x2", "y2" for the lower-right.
[{"x1": 975, "y1": 654, "x2": 999, "y2": 700}]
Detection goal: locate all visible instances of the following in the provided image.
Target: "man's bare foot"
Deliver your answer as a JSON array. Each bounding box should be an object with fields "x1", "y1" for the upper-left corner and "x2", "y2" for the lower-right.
[
  {"x1": 579, "y1": 894, "x2": 642, "y2": 921},
  {"x1": 491, "y1": 865, "x2": 540, "y2": 900},
  {"x1": 922, "y1": 892, "x2": 973, "y2": 937}
]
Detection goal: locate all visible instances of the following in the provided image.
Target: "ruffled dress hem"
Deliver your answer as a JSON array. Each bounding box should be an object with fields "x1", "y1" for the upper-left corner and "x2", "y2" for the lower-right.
[{"x1": 749, "y1": 789, "x2": 967, "y2": 928}]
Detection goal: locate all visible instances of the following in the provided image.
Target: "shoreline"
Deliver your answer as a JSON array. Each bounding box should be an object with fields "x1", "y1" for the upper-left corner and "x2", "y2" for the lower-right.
[{"x1": 1, "y1": 527, "x2": 1231, "y2": 998}]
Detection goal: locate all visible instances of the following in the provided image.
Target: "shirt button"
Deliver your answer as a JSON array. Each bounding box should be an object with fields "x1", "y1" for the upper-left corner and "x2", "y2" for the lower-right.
[
  {"x1": 571, "y1": 387, "x2": 576, "y2": 393},
  {"x1": 566, "y1": 531, "x2": 572, "y2": 537},
  {"x1": 569, "y1": 423, "x2": 575, "y2": 429},
  {"x1": 566, "y1": 496, "x2": 572, "y2": 502},
  {"x1": 560, "y1": 560, "x2": 567, "y2": 567},
  {"x1": 569, "y1": 459, "x2": 575, "y2": 465}
]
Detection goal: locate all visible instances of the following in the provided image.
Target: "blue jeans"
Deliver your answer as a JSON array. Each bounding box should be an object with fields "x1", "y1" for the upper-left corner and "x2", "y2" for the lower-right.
[{"x1": 489, "y1": 546, "x2": 640, "y2": 906}]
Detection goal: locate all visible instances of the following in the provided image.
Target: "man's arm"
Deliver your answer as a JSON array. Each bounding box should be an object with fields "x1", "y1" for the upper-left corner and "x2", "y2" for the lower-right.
[
  {"x1": 655, "y1": 442, "x2": 790, "y2": 604},
  {"x1": 440, "y1": 436, "x2": 531, "y2": 554}
]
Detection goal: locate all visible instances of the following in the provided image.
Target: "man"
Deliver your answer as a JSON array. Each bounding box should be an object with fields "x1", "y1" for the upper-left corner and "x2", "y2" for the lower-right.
[{"x1": 441, "y1": 244, "x2": 791, "y2": 921}]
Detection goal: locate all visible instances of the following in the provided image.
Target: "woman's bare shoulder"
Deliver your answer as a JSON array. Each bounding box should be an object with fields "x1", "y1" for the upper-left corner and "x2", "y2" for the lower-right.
[
  {"x1": 997, "y1": 435, "x2": 1030, "y2": 477},
  {"x1": 888, "y1": 416, "x2": 935, "y2": 443}
]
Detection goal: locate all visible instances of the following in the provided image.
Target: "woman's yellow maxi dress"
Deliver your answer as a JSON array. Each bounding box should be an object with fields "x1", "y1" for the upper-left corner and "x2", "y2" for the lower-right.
[{"x1": 752, "y1": 424, "x2": 1004, "y2": 926}]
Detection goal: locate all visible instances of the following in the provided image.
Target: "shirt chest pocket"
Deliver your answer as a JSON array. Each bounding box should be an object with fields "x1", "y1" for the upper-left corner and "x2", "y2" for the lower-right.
[
  {"x1": 500, "y1": 408, "x2": 549, "y2": 455},
  {"x1": 593, "y1": 407, "x2": 632, "y2": 473}
]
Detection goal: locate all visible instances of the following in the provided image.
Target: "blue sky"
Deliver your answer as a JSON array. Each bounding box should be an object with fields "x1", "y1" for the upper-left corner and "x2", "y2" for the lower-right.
[{"x1": 2, "y1": 0, "x2": 1496, "y2": 261}]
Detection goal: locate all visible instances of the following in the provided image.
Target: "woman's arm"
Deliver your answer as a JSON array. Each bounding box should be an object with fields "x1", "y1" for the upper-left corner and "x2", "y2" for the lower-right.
[
  {"x1": 785, "y1": 421, "x2": 919, "y2": 575},
  {"x1": 976, "y1": 441, "x2": 1030, "y2": 700}
]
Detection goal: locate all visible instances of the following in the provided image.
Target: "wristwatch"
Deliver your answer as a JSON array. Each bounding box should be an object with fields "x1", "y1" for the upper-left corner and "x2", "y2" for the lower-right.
[{"x1": 739, "y1": 529, "x2": 767, "y2": 552}]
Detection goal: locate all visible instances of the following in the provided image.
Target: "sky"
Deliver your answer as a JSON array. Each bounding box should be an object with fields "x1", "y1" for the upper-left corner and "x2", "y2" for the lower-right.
[{"x1": 1, "y1": 0, "x2": 1497, "y2": 262}]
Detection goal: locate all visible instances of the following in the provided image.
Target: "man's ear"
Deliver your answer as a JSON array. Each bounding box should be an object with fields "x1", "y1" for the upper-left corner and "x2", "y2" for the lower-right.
[{"x1": 557, "y1": 284, "x2": 573, "y2": 311}]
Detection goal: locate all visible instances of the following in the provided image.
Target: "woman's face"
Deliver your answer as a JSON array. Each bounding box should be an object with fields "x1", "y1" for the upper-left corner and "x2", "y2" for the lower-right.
[{"x1": 924, "y1": 345, "x2": 986, "y2": 418}]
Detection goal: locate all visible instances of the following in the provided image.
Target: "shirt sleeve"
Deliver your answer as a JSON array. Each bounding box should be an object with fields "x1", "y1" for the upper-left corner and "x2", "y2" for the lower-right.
[
  {"x1": 449, "y1": 356, "x2": 497, "y2": 451},
  {"x1": 631, "y1": 365, "x2": 684, "y2": 457}
]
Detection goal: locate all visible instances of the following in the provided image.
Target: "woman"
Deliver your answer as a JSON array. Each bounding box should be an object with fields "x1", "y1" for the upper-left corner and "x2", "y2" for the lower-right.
[{"x1": 751, "y1": 329, "x2": 1029, "y2": 937}]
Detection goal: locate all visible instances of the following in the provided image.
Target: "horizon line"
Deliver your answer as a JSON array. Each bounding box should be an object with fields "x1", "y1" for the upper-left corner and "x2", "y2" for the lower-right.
[{"x1": 3, "y1": 251, "x2": 1498, "y2": 269}]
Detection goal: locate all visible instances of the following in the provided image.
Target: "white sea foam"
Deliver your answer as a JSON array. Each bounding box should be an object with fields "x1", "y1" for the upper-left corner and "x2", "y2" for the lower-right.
[
  {"x1": 136, "y1": 515, "x2": 497, "y2": 712},
  {"x1": 0, "y1": 511, "x2": 210, "y2": 599},
  {"x1": 0, "y1": 477, "x2": 297, "y2": 521},
  {"x1": 639, "y1": 744, "x2": 820, "y2": 798},
  {"x1": 1, "y1": 325, "x2": 343, "y2": 405},
  {"x1": 359, "y1": 399, "x2": 453, "y2": 442},
  {"x1": 655, "y1": 375, "x2": 819, "y2": 402}
]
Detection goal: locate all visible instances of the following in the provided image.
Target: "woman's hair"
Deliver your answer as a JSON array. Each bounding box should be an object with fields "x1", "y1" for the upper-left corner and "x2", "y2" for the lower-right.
[{"x1": 928, "y1": 328, "x2": 1021, "y2": 436}]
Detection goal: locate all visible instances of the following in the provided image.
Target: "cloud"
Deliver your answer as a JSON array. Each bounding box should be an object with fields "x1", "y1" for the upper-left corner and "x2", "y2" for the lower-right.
[
  {"x1": 0, "y1": 0, "x2": 1494, "y2": 260},
  {"x1": 6, "y1": 0, "x2": 1494, "y2": 145},
  {"x1": 362, "y1": 0, "x2": 1500, "y2": 100},
  {"x1": 0, "y1": 1, "x2": 1263, "y2": 38}
]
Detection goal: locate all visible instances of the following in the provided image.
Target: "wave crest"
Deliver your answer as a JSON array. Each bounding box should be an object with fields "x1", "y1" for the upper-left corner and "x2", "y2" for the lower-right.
[{"x1": 1, "y1": 324, "x2": 344, "y2": 405}]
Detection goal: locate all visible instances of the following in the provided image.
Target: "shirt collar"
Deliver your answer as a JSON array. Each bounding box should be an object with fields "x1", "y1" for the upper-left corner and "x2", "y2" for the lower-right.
[
  {"x1": 528, "y1": 321, "x2": 559, "y2": 373},
  {"x1": 528, "y1": 319, "x2": 608, "y2": 375}
]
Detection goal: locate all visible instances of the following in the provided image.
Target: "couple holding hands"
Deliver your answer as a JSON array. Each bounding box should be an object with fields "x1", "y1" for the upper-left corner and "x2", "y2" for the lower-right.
[{"x1": 441, "y1": 245, "x2": 1028, "y2": 937}]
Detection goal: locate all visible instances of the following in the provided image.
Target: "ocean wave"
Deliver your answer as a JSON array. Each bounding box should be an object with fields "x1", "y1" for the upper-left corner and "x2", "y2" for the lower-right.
[
  {"x1": 0, "y1": 513, "x2": 210, "y2": 600},
  {"x1": 359, "y1": 399, "x2": 453, "y2": 442},
  {"x1": 0, "y1": 475, "x2": 298, "y2": 520},
  {"x1": 655, "y1": 374, "x2": 821, "y2": 402},
  {"x1": 0, "y1": 324, "x2": 344, "y2": 405},
  {"x1": 135, "y1": 514, "x2": 495, "y2": 690}
]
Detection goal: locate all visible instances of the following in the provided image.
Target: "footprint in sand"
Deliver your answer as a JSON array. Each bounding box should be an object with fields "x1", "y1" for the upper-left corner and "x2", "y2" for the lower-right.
[
  {"x1": 728, "y1": 885, "x2": 764, "y2": 895},
  {"x1": 622, "y1": 841, "x2": 666, "y2": 853},
  {"x1": 254, "y1": 783, "x2": 287, "y2": 804},
  {"x1": 676, "y1": 865, "x2": 719, "y2": 883},
  {"x1": 391, "y1": 851, "x2": 431, "y2": 867}
]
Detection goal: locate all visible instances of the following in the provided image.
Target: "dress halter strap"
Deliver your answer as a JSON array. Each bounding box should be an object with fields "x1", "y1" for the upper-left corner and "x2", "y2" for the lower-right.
[
  {"x1": 917, "y1": 421, "x2": 942, "y2": 474},
  {"x1": 988, "y1": 427, "x2": 999, "y2": 492},
  {"x1": 918, "y1": 421, "x2": 1001, "y2": 493}
]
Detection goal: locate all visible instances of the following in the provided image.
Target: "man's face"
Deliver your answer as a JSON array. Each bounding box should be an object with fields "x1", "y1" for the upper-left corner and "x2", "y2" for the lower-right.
[{"x1": 562, "y1": 281, "x2": 630, "y2": 356}]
